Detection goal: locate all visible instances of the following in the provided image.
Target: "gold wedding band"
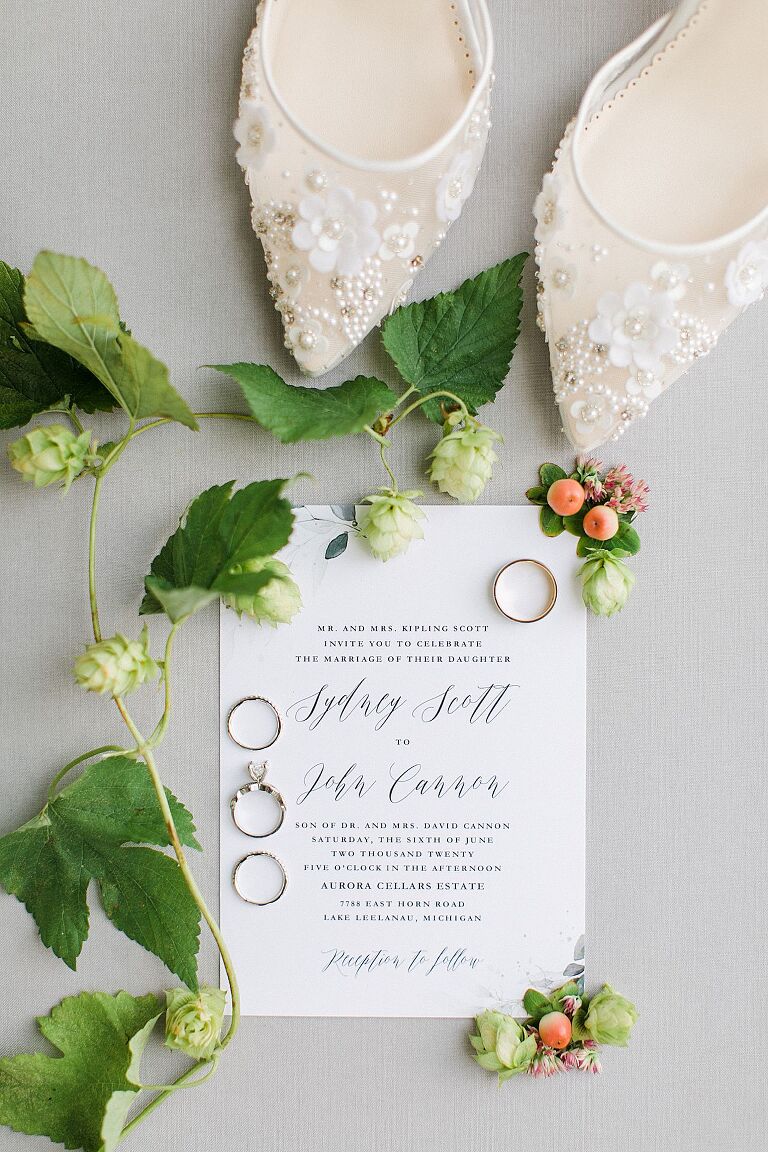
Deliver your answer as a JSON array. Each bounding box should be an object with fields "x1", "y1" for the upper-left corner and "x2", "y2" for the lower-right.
[{"x1": 492, "y1": 559, "x2": 558, "y2": 623}]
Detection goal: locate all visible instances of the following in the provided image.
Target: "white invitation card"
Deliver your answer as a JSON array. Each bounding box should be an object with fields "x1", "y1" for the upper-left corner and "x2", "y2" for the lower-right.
[{"x1": 219, "y1": 506, "x2": 585, "y2": 1017}]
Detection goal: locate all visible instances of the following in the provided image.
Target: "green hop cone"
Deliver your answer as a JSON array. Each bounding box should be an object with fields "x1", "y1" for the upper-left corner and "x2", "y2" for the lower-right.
[
  {"x1": 224, "y1": 556, "x2": 302, "y2": 626},
  {"x1": 7, "y1": 424, "x2": 94, "y2": 492},
  {"x1": 165, "y1": 986, "x2": 226, "y2": 1062},
  {"x1": 470, "y1": 1009, "x2": 537, "y2": 1082},
  {"x1": 427, "y1": 417, "x2": 501, "y2": 504},
  {"x1": 73, "y1": 625, "x2": 162, "y2": 697},
  {"x1": 578, "y1": 549, "x2": 635, "y2": 617},
  {"x1": 359, "y1": 488, "x2": 425, "y2": 562},
  {"x1": 585, "y1": 985, "x2": 638, "y2": 1047}
]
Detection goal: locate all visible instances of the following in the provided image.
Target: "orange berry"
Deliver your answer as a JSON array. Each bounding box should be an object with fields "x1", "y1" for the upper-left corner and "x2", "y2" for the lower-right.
[
  {"x1": 547, "y1": 478, "x2": 585, "y2": 516},
  {"x1": 583, "y1": 505, "x2": 619, "y2": 541},
  {"x1": 538, "y1": 1011, "x2": 572, "y2": 1050}
]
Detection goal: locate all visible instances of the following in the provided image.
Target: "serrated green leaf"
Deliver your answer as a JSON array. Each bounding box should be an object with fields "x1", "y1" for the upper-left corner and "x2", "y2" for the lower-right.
[
  {"x1": 522, "y1": 988, "x2": 553, "y2": 1021},
  {"x1": 539, "y1": 463, "x2": 567, "y2": 488},
  {"x1": 525, "y1": 485, "x2": 548, "y2": 505},
  {"x1": 0, "y1": 757, "x2": 200, "y2": 985},
  {"x1": 213, "y1": 363, "x2": 398, "y2": 442},
  {"x1": 539, "y1": 505, "x2": 564, "y2": 538},
  {"x1": 141, "y1": 479, "x2": 294, "y2": 623},
  {"x1": 381, "y1": 255, "x2": 527, "y2": 422},
  {"x1": 0, "y1": 990, "x2": 161, "y2": 1152},
  {"x1": 23, "y1": 252, "x2": 197, "y2": 430},
  {"x1": 0, "y1": 261, "x2": 116, "y2": 429}
]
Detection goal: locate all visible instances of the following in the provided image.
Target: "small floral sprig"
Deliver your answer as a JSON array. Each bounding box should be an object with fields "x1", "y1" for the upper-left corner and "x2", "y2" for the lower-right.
[
  {"x1": 470, "y1": 982, "x2": 638, "y2": 1083},
  {"x1": 526, "y1": 457, "x2": 649, "y2": 616}
]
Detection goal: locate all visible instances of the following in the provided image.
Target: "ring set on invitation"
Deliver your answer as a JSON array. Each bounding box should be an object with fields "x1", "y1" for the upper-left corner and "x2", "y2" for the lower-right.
[{"x1": 227, "y1": 696, "x2": 287, "y2": 906}]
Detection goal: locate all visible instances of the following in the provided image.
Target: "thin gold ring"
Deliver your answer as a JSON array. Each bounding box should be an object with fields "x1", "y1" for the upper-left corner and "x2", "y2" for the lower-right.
[
  {"x1": 232, "y1": 852, "x2": 287, "y2": 906},
  {"x1": 227, "y1": 695, "x2": 282, "y2": 750},
  {"x1": 492, "y1": 559, "x2": 558, "y2": 623}
]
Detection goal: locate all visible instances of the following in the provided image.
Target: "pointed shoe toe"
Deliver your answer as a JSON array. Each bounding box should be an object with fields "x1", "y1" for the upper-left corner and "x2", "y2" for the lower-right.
[
  {"x1": 534, "y1": 0, "x2": 768, "y2": 451},
  {"x1": 235, "y1": 0, "x2": 494, "y2": 377}
]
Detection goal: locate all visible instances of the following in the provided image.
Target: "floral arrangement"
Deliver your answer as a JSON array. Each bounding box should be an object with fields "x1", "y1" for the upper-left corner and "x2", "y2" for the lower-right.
[
  {"x1": 0, "y1": 248, "x2": 527, "y2": 1151},
  {"x1": 470, "y1": 982, "x2": 638, "y2": 1082},
  {"x1": 526, "y1": 457, "x2": 649, "y2": 616}
]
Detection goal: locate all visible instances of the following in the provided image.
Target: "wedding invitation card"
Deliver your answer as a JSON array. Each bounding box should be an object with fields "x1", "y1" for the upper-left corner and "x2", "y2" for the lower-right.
[{"x1": 219, "y1": 506, "x2": 585, "y2": 1017}]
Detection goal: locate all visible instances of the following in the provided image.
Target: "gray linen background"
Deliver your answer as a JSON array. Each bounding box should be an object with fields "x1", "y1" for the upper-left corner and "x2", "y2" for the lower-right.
[{"x1": 1, "y1": 2, "x2": 766, "y2": 1149}]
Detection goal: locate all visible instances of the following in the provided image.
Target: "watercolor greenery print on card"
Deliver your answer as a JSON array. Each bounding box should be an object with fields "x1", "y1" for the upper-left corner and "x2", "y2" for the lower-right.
[{"x1": 0, "y1": 248, "x2": 537, "y2": 1151}]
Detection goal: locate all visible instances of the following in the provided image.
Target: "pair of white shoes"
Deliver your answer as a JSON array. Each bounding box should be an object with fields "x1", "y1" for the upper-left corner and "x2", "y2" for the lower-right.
[{"x1": 235, "y1": 0, "x2": 768, "y2": 452}]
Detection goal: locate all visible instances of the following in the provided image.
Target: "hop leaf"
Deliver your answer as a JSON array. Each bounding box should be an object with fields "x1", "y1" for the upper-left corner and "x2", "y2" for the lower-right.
[
  {"x1": 223, "y1": 556, "x2": 302, "y2": 626},
  {"x1": 0, "y1": 756, "x2": 201, "y2": 985},
  {"x1": 469, "y1": 1009, "x2": 536, "y2": 1083},
  {"x1": 585, "y1": 985, "x2": 639, "y2": 1046},
  {"x1": 427, "y1": 418, "x2": 501, "y2": 503},
  {"x1": 578, "y1": 550, "x2": 635, "y2": 617},
  {"x1": 358, "y1": 489, "x2": 425, "y2": 561},
  {"x1": 73, "y1": 626, "x2": 161, "y2": 697},
  {"x1": 0, "y1": 990, "x2": 162, "y2": 1152},
  {"x1": 8, "y1": 424, "x2": 94, "y2": 492},
  {"x1": 165, "y1": 987, "x2": 226, "y2": 1062}
]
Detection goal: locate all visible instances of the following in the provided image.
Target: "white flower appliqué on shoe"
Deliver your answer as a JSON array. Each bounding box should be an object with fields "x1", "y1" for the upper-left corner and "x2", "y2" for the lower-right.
[
  {"x1": 589, "y1": 285, "x2": 678, "y2": 377},
  {"x1": 534, "y1": 173, "x2": 566, "y2": 243},
  {"x1": 235, "y1": 0, "x2": 494, "y2": 376},
  {"x1": 234, "y1": 101, "x2": 275, "y2": 170},
  {"x1": 725, "y1": 240, "x2": 768, "y2": 307},
  {"x1": 534, "y1": 0, "x2": 768, "y2": 450},
  {"x1": 436, "y1": 151, "x2": 479, "y2": 224},
  {"x1": 379, "y1": 222, "x2": 420, "y2": 262},
  {"x1": 292, "y1": 186, "x2": 380, "y2": 277}
]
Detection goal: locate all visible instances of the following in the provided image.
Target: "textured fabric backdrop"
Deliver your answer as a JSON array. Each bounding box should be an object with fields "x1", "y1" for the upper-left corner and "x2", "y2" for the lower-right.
[{"x1": 1, "y1": 2, "x2": 765, "y2": 1149}]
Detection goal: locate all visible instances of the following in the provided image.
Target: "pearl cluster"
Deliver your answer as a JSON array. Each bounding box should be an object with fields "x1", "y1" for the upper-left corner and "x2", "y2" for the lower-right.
[
  {"x1": 552, "y1": 321, "x2": 610, "y2": 404},
  {"x1": 252, "y1": 199, "x2": 297, "y2": 249},
  {"x1": 668, "y1": 312, "x2": 717, "y2": 365},
  {"x1": 331, "y1": 259, "x2": 385, "y2": 345}
]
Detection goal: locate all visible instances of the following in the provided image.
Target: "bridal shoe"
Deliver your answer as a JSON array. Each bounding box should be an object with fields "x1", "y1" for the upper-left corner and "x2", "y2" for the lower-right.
[
  {"x1": 534, "y1": 0, "x2": 768, "y2": 451},
  {"x1": 235, "y1": 0, "x2": 494, "y2": 376}
]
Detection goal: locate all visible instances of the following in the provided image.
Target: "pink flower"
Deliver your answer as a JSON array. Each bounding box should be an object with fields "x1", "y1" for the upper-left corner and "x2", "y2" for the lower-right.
[
  {"x1": 560, "y1": 1041, "x2": 602, "y2": 1074},
  {"x1": 576, "y1": 455, "x2": 605, "y2": 503},
  {"x1": 528, "y1": 1049, "x2": 561, "y2": 1078},
  {"x1": 560, "y1": 995, "x2": 582, "y2": 1018},
  {"x1": 603, "y1": 465, "x2": 650, "y2": 515}
]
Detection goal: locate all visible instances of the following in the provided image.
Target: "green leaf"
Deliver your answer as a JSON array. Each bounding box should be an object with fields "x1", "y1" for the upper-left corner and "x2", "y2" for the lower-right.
[
  {"x1": 0, "y1": 757, "x2": 200, "y2": 985},
  {"x1": 213, "y1": 363, "x2": 399, "y2": 442},
  {"x1": 141, "y1": 479, "x2": 294, "y2": 622},
  {"x1": 522, "y1": 988, "x2": 553, "y2": 1021},
  {"x1": 474, "y1": 1051, "x2": 503, "y2": 1073},
  {"x1": 563, "y1": 510, "x2": 587, "y2": 537},
  {"x1": 23, "y1": 252, "x2": 198, "y2": 430},
  {"x1": 468, "y1": 1035, "x2": 485, "y2": 1054},
  {"x1": 538, "y1": 463, "x2": 567, "y2": 488},
  {"x1": 571, "y1": 1007, "x2": 590, "y2": 1042},
  {"x1": 325, "y1": 532, "x2": 349, "y2": 559},
  {"x1": 539, "y1": 506, "x2": 564, "y2": 538},
  {"x1": 576, "y1": 522, "x2": 640, "y2": 558},
  {"x1": 525, "y1": 485, "x2": 548, "y2": 505},
  {"x1": 0, "y1": 261, "x2": 116, "y2": 429},
  {"x1": 0, "y1": 990, "x2": 161, "y2": 1152},
  {"x1": 381, "y1": 255, "x2": 527, "y2": 422},
  {"x1": 614, "y1": 522, "x2": 641, "y2": 556}
]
